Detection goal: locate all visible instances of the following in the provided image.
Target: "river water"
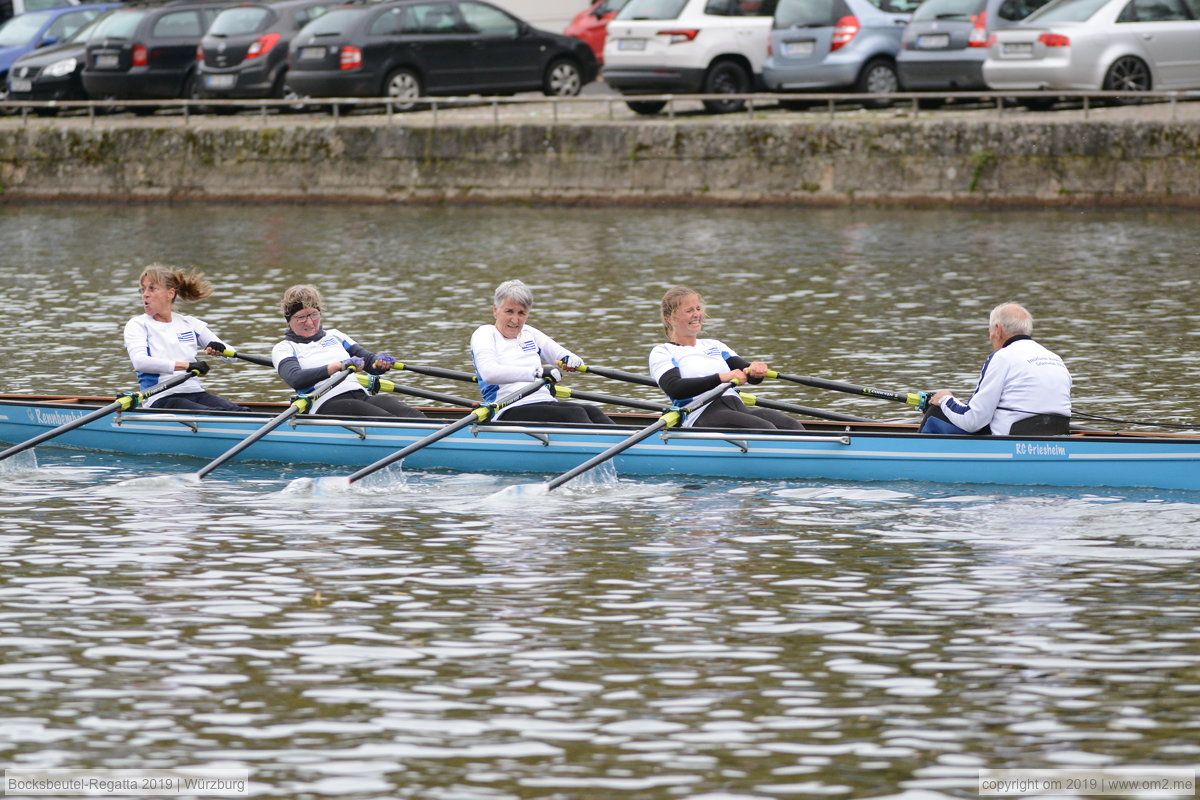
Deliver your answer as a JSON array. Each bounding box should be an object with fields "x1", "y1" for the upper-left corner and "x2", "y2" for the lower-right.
[{"x1": 0, "y1": 204, "x2": 1197, "y2": 800}]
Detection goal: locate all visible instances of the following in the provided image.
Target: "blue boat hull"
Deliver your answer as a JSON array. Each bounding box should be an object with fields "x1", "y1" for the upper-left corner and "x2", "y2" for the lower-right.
[{"x1": 2, "y1": 397, "x2": 1198, "y2": 491}]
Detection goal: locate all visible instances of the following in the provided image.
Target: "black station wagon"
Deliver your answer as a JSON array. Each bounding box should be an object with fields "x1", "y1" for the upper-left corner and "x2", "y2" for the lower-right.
[{"x1": 286, "y1": 0, "x2": 598, "y2": 107}]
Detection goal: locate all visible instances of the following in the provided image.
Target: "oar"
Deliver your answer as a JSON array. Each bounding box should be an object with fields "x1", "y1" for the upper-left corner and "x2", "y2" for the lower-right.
[
  {"x1": 535, "y1": 379, "x2": 739, "y2": 494},
  {"x1": 0, "y1": 368, "x2": 203, "y2": 463},
  {"x1": 358, "y1": 374, "x2": 478, "y2": 408},
  {"x1": 394, "y1": 361, "x2": 478, "y2": 383},
  {"x1": 194, "y1": 367, "x2": 354, "y2": 479},
  {"x1": 737, "y1": 391, "x2": 875, "y2": 423},
  {"x1": 342, "y1": 376, "x2": 552, "y2": 485},
  {"x1": 216, "y1": 348, "x2": 274, "y2": 368},
  {"x1": 765, "y1": 369, "x2": 929, "y2": 410},
  {"x1": 576, "y1": 363, "x2": 875, "y2": 423}
]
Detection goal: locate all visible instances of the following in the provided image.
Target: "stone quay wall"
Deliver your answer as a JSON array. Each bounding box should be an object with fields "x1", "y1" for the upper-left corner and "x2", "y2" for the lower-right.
[{"x1": 1, "y1": 117, "x2": 1199, "y2": 206}]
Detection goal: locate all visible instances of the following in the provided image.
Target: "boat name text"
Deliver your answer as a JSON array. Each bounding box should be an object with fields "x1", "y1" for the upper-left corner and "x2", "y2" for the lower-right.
[
  {"x1": 34, "y1": 410, "x2": 81, "y2": 427},
  {"x1": 1014, "y1": 442, "x2": 1067, "y2": 457}
]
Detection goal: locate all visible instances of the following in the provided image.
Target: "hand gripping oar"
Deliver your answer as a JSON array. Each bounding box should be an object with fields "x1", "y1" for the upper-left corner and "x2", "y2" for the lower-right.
[
  {"x1": 194, "y1": 367, "x2": 355, "y2": 479},
  {"x1": 0, "y1": 368, "x2": 203, "y2": 463},
  {"x1": 343, "y1": 376, "x2": 553, "y2": 485},
  {"x1": 765, "y1": 369, "x2": 930, "y2": 410},
  {"x1": 538, "y1": 379, "x2": 739, "y2": 493}
]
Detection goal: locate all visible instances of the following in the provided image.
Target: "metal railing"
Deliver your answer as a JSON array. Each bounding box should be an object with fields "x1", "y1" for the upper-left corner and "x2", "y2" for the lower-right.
[{"x1": 2, "y1": 89, "x2": 1197, "y2": 126}]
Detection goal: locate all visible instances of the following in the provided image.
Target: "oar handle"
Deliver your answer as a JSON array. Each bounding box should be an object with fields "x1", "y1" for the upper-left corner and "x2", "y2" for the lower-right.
[
  {"x1": 359, "y1": 374, "x2": 478, "y2": 408},
  {"x1": 219, "y1": 349, "x2": 274, "y2": 368},
  {"x1": 395, "y1": 361, "x2": 478, "y2": 383},
  {"x1": 766, "y1": 370, "x2": 929, "y2": 410}
]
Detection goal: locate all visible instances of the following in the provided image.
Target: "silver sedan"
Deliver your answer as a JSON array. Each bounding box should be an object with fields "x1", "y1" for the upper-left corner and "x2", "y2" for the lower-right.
[{"x1": 983, "y1": 0, "x2": 1200, "y2": 93}]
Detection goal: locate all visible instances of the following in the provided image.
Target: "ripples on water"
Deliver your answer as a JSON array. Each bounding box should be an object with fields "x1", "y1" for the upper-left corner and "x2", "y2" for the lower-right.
[{"x1": 1, "y1": 205, "x2": 1198, "y2": 799}]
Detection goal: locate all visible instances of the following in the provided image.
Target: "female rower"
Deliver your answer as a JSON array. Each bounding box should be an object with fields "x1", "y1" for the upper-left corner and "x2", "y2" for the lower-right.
[
  {"x1": 650, "y1": 286, "x2": 804, "y2": 430},
  {"x1": 470, "y1": 279, "x2": 614, "y2": 425},
  {"x1": 123, "y1": 264, "x2": 248, "y2": 411},
  {"x1": 271, "y1": 284, "x2": 424, "y2": 418}
]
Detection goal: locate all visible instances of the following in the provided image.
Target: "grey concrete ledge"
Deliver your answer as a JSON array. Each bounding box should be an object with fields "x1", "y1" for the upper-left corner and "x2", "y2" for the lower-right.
[{"x1": 2, "y1": 115, "x2": 1199, "y2": 207}]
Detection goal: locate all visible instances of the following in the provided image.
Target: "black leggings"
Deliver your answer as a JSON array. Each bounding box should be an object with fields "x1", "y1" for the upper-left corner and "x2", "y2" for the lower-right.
[
  {"x1": 153, "y1": 391, "x2": 249, "y2": 412},
  {"x1": 499, "y1": 401, "x2": 615, "y2": 425},
  {"x1": 319, "y1": 392, "x2": 426, "y2": 419},
  {"x1": 691, "y1": 395, "x2": 805, "y2": 430}
]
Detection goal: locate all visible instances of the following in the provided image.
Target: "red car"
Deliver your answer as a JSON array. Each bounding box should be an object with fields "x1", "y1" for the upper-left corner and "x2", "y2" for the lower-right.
[{"x1": 564, "y1": 0, "x2": 628, "y2": 65}]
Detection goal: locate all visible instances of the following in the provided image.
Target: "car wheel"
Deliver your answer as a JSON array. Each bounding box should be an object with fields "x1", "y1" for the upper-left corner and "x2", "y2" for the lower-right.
[
  {"x1": 701, "y1": 60, "x2": 750, "y2": 113},
  {"x1": 383, "y1": 67, "x2": 422, "y2": 112},
  {"x1": 543, "y1": 58, "x2": 582, "y2": 97},
  {"x1": 1103, "y1": 56, "x2": 1150, "y2": 104},
  {"x1": 273, "y1": 70, "x2": 308, "y2": 113},
  {"x1": 625, "y1": 99, "x2": 666, "y2": 115},
  {"x1": 856, "y1": 58, "x2": 898, "y2": 108}
]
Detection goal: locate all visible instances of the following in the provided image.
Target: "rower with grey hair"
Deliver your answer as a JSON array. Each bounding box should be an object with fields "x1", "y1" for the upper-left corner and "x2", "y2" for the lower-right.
[
  {"x1": 922, "y1": 302, "x2": 1072, "y2": 436},
  {"x1": 469, "y1": 279, "x2": 614, "y2": 425}
]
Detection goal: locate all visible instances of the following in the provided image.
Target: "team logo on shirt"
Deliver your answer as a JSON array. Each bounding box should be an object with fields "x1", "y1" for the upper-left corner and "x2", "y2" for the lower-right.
[
  {"x1": 178, "y1": 331, "x2": 197, "y2": 344},
  {"x1": 520, "y1": 339, "x2": 537, "y2": 353},
  {"x1": 704, "y1": 345, "x2": 722, "y2": 359},
  {"x1": 320, "y1": 337, "x2": 339, "y2": 347}
]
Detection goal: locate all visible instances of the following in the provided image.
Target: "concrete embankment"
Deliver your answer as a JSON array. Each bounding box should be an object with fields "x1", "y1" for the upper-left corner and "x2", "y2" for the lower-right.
[{"x1": 2, "y1": 109, "x2": 1199, "y2": 206}]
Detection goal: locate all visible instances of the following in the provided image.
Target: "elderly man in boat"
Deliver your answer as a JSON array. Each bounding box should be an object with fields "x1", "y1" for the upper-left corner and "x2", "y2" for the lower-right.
[{"x1": 921, "y1": 302, "x2": 1072, "y2": 436}]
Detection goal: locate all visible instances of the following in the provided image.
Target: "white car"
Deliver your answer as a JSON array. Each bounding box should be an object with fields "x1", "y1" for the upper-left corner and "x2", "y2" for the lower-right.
[
  {"x1": 601, "y1": 0, "x2": 774, "y2": 114},
  {"x1": 983, "y1": 0, "x2": 1200, "y2": 100}
]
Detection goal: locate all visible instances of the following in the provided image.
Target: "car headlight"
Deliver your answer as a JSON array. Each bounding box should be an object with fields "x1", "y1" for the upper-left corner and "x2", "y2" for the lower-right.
[{"x1": 44, "y1": 57, "x2": 77, "y2": 78}]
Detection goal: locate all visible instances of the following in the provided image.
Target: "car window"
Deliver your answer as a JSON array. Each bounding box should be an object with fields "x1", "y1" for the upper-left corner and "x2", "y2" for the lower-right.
[
  {"x1": 995, "y1": 0, "x2": 1052, "y2": 20},
  {"x1": 911, "y1": 0, "x2": 986, "y2": 21},
  {"x1": 368, "y1": 7, "x2": 405, "y2": 34},
  {"x1": 1025, "y1": 0, "x2": 1109, "y2": 20},
  {"x1": 459, "y1": 1, "x2": 520, "y2": 34},
  {"x1": 1119, "y1": 0, "x2": 1189, "y2": 18},
  {"x1": 210, "y1": 6, "x2": 274, "y2": 35},
  {"x1": 617, "y1": 0, "x2": 689, "y2": 20},
  {"x1": 596, "y1": 0, "x2": 631, "y2": 13},
  {"x1": 868, "y1": 0, "x2": 922, "y2": 13},
  {"x1": 300, "y1": 6, "x2": 357, "y2": 35},
  {"x1": 704, "y1": 0, "x2": 777, "y2": 14},
  {"x1": 773, "y1": 0, "x2": 848, "y2": 26},
  {"x1": 89, "y1": 9, "x2": 146, "y2": 39},
  {"x1": 152, "y1": 10, "x2": 203, "y2": 38},
  {"x1": 67, "y1": 10, "x2": 113, "y2": 43},
  {"x1": 0, "y1": 11, "x2": 52, "y2": 46},
  {"x1": 407, "y1": 2, "x2": 462, "y2": 32},
  {"x1": 44, "y1": 9, "x2": 99, "y2": 41},
  {"x1": 20, "y1": 0, "x2": 69, "y2": 10},
  {"x1": 292, "y1": 4, "x2": 331, "y2": 29}
]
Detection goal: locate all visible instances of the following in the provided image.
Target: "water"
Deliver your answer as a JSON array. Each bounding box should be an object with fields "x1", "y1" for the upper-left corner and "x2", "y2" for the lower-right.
[{"x1": 0, "y1": 204, "x2": 1198, "y2": 800}]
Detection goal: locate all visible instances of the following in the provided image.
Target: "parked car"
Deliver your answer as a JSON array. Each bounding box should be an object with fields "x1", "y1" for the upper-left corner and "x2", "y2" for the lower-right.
[
  {"x1": 983, "y1": 0, "x2": 1200, "y2": 101},
  {"x1": 286, "y1": 0, "x2": 597, "y2": 108},
  {"x1": 602, "y1": 0, "x2": 776, "y2": 115},
  {"x1": 762, "y1": 0, "x2": 921, "y2": 104},
  {"x1": 82, "y1": 1, "x2": 232, "y2": 103},
  {"x1": 0, "y1": 4, "x2": 114, "y2": 96},
  {"x1": 564, "y1": 0, "x2": 629, "y2": 64},
  {"x1": 897, "y1": 0, "x2": 1051, "y2": 92},
  {"x1": 197, "y1": 0, "x2": 333, "y2": 102},
  {"x1": 6, "y1": 6, "x2": 119, "y2": 105}
]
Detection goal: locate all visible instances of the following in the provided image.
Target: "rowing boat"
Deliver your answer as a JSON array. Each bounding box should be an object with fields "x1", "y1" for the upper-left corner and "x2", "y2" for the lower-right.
[{"x1": 2, "y1": 395, "x2": 1198, "y2": 491}]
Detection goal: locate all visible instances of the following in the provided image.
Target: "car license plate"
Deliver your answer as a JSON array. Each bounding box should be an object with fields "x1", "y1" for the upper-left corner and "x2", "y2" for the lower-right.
[
  {"x1": 917, "y1": 33, "x2": 949, "y2": 48},
  {"x1": 1003, "y1": 42, "x2": 1034, "y2": 55},
  {"x1": 783, "y1": 40, "x2": 814, "y2": 56},
  {"x1": 205, "y1": 74, "x2": 236, "y2": 89},
  {"x1": 10, "y1": 78, "x2": 32, "y2": 93},
  {"x1": 299, "y1": 46, "x2": 325, "y2": 59},
  {"x1": 617, "y1": 38, "x2": 645, "y2": 51},
  {"x1": 95, "y1": 53, "x2": 119, "y2": 68}
]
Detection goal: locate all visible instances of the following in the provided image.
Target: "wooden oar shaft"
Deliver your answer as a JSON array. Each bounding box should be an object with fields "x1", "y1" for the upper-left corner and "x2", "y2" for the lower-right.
[
  {"x1": 0, "y1": 371, "x2": 196, "y2": 462},
  {"x1": 768, "y1": 370, "x2": 928, "y2": 408}
]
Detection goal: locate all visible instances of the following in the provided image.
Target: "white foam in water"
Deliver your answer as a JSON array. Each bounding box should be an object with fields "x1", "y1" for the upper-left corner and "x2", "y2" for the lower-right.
[
  {"x1": 93, "y1": 472, "x2": 202, "y2": 497},
  {"x1": 0, "y1": 449, "x2": 39, "y2": 474}
]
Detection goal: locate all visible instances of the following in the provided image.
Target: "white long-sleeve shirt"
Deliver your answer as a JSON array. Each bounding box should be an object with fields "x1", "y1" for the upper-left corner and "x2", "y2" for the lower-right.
[
  {"x1": 940, "y1": 336, "x2": 1072, "y2": 436},
  {"x1": 123, "y1": 313, "x2": 218, "y2": 407},
  {"x1": 648, "y1": 338, "x2": 742, "y2": 428},
  {"x1": 270, "y1": 328, "x2": 366, "y2": 412},
  {"x1": 470, "y1": 324, "x2": 577, "y2": 416}
]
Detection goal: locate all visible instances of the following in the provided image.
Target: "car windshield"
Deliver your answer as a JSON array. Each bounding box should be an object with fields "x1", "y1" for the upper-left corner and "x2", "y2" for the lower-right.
[
  {"x1": 0, "y1": 11, "x2": 52, "y2": 46},
  {"x1": 209, "y1": 6, "x2": 275, "y2": 35},
  {"x1": 89, "y1": 9, "x2": 147, "y2": 40},
  {"x1": 773, "y1": 0, "x2": 840, "y2": 27},
  {"x1": 299, "y1": 6, "x2": 358, "y2": 34},
  {"x1": 911, "y1": 0, "x2": 986, "y2": 20},
  {"x1": 1024, "y1": 0, "x2": 1108, "y2": 21},
  {"x1": 616, "y1": 0, "x2": 688, "y2": 20}
]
